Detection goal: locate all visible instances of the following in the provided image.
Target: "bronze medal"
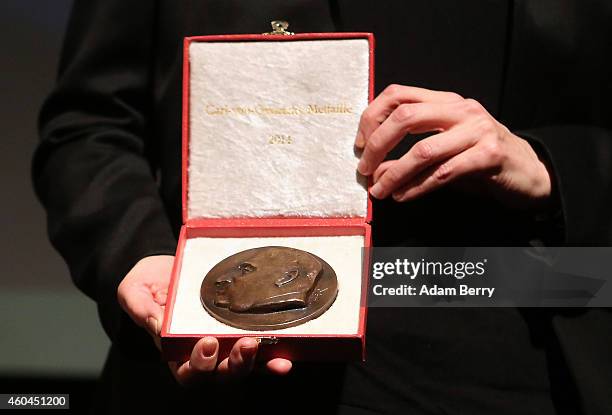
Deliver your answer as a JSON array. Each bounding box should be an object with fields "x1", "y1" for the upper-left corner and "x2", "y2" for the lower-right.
[{"x1": 200, "y1": 246, "x2": 338, "y2": 330}]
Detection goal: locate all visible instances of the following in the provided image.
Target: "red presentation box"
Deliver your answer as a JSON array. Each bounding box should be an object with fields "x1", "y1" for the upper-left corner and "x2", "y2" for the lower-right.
[{"x1": 161, "y1": 29, "x2": 374, "y2": 363}]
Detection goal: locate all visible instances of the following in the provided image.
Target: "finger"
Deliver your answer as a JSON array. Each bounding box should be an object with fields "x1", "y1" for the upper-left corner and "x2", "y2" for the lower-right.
[
  {"x1": 216, "y1": 357, "x2": 230, "y2": 376},
  {"x1": 265, "y1": 358, "x2": 293, "y2": 375},
  {"x1": 369, "y1": 126, "x2": 477, "y2": 199},
  {"x1": 217, "y1": 337, "x2": 259, "y2": 378},
  {"x1": 189, "y1": 337, "x2": 219, "y2": 372},
  {"x1": 355, "y1": 84, "x2": 463, "y2": 148},
  {"x1": 171, "y1": 337, "x2": 219, "y2": 386},
  {"x1": 358, "y1": 101, "x2": 470, "y2": 176},
  {"x1": 392, "y1": 145, "x2": 495, "y2": 202},
  {"x1": 153, "y1": 289, "x2": 168, "y2": 306},
  {"x1": 373, "y1": 160, "x2": 396, "y2": 184}
]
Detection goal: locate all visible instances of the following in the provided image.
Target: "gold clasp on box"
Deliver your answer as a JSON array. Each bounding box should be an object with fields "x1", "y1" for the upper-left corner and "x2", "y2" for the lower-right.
[
  {"x1": 256, "y1": 336, "x2": 279, "y2": 345},
  {"x1": 263, "y1": 20, "x2": 294, "y2": 35}
]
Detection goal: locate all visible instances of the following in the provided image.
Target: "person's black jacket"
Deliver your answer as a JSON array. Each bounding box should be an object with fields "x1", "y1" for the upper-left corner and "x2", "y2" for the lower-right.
[{"x1": 33, "y1": 1, "x2": 612, "y2": 414}]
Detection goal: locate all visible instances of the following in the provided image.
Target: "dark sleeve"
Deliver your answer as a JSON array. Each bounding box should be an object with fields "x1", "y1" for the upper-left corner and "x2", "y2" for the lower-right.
[
  {"x1": 519, "y1": 125, "x2": 612, "y2": 414},
  {"x1": 518, "y1": 125, "x2": 612, "y2": 245},
  {"x1": 32, "y1": 0, "x2": 177, "y2": 354}
]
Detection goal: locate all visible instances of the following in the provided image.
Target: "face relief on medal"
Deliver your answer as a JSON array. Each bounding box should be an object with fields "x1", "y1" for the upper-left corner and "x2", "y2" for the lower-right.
[{"x1": 201, "y1": 246, "x2": 339, "y2": 330}]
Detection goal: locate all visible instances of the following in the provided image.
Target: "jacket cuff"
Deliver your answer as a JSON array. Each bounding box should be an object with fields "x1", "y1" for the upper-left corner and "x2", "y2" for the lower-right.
[{"x1": 516, "y1": 125, "x2": 612, "y2": 245}]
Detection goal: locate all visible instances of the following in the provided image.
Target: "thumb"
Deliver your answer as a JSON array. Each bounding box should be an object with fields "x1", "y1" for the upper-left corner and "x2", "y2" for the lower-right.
[
  {"x1": 117, "y1": 256, "x2": 174, "y2": 351},
  {"x1": 118, "y1": 282, "x2": 165, "y2": 338}
]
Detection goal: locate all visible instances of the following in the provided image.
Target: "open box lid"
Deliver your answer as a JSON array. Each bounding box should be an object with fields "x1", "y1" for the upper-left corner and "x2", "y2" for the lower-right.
[{"x1": 182, "y1": 31, "x2": 374, "y2": 224}]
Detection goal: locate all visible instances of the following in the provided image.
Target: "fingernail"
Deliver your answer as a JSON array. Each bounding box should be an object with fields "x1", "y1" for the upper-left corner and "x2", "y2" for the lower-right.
[
  {"x1": 355, "y1": 131, "x2": 365, "y2": 148},
  {"x1": 201, "y1": 337, "x2": 217, "y2": 357},
  {"x1": 358, "y1": 158, "x2": 369, "y2": 175},
  {"x1": 240, "y1": 339, "x2": 258, "y2": 359},
  {"x1": 241, "y1": 338, "x2": 258, "y2": 350},
  {"x1": 370, "y1": 183, "x2": 383, "y2": 199}
]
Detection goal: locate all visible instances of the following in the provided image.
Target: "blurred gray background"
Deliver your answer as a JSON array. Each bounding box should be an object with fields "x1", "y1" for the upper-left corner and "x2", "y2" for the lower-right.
[{"x1": 0, "y1": 0, "x2": 109, "y2": 381}]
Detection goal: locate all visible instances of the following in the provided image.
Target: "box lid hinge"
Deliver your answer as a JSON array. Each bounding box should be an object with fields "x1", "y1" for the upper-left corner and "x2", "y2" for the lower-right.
[{"x1": 263, "y1": 20, "x2": 295, "y2": 35}]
